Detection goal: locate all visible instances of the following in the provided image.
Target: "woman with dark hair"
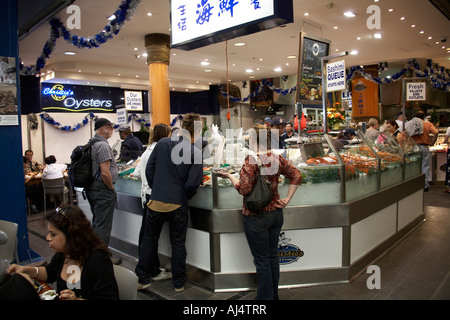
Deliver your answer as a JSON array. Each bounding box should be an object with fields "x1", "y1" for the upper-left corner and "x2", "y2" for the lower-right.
[
  {"x1": 132, "y1": 123, "x2": 171, "y2": 250},
  {"x1": 385, "y1": 119, "x2": 404, "y2": 142},
  {"x1": 7, "y1": 204, "x2": 119, "y2": 300},
  {"x1": 218, "y1": 123, "x2": 302, "y2": 300}
]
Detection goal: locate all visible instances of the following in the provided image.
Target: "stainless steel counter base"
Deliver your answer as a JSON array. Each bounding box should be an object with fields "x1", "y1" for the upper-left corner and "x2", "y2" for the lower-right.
[{"x1": 78, "y1": 175, "x2": 425, "y2": 292}]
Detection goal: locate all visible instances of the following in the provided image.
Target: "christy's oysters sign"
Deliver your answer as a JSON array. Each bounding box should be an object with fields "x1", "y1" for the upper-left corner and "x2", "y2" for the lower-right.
[{"x1": 41, "y1": 83, "x2": 124, "y2": 113}]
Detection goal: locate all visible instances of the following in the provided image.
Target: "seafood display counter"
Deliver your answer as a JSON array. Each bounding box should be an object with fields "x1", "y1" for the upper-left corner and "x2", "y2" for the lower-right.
[{"x1": 77, "y1": 131, "x2": 425, "y2": 292}]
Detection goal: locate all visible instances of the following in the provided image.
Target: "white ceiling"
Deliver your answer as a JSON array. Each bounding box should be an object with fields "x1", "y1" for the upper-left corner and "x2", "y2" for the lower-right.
[{"x1": 18, "y1": 0, "x2": 450, "y2": 92}]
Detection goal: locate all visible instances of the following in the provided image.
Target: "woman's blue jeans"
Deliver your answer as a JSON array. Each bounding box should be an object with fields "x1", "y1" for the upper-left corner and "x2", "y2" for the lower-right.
[{"x1": 243, "y1": 209, "x2": 283, "y2": 300}]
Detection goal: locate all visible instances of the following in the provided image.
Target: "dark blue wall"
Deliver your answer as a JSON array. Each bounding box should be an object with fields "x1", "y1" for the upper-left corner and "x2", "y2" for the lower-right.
[{"x1": 0, "y1": 0, "x2": 31, "y2": 262}]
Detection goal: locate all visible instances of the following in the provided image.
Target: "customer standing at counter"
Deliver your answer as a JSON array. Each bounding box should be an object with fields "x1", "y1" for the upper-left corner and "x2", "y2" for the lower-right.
[
  {"x1": 132, "y1": 123, "x2": 171, "y2": 251},
  {"x1": 118, "y1": 124, "x2": 144, "y2": 162},
  {"x1": 410, "y1": 111, "x2": 439, "y2": 192},
  {"x1": 136, "y1": 113, "x2": 203, "y2": 292},
  {"x1": 444, "y1": 126, "x2": 450, "y2": 193},
  {"x1": 84, "y1": 118, "x2": 120, "y2": 264},
  {"x1": 218, "y1": 124, "x2": 302, "y2": 300}
]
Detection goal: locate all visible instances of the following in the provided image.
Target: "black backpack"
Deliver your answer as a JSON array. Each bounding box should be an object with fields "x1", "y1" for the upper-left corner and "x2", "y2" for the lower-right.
[
  {"x1": 68, "y1": 140, "x2": 100, "y2": 189},
  {"x1": 244, "y1": 162, "x2": 272, "y2": 214}
]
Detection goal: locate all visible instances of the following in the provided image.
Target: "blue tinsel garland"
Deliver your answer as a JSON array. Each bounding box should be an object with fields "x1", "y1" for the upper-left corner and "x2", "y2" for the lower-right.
[
  {"x1": 39, "y1": 112, "x2": 183, "y2": 131},
  {"x1": 219, "y1": 59, "x2": 450, "y2": 102},
  {"x1": 20, "y1": 0, "x2": 142, "y2": 75}
]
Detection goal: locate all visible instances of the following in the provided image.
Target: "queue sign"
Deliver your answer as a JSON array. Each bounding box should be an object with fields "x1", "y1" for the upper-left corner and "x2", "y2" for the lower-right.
[{"x1": 326, "y1": 60, "x2": 346, "y2": 92}]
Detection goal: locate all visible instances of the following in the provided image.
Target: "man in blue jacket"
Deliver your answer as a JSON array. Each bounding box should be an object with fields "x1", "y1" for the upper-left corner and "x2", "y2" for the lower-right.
[
  {"x1": 118, "y1": 125, "x2": 144, "y2": 162},
  {"x1": 136, "y1": 113, "x2": 203, "y2": 292}
]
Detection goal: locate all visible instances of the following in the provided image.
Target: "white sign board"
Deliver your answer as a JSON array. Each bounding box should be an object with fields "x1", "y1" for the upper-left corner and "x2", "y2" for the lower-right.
[
  {"x1": 171, "y1": 0, "x2": 292, "y2": 50},
  {"x1": 406, "y1": 82, "x2": 426, "y2": 101},
  {"x1": 125, "y1": 91, "x2": 143, "y2": 111},
  {"x1": 116, "y1": 108, "x2": 127, "y2": 125},
  {"x1": 326, "y1": 60, "x2": 346, "y2": 92}
]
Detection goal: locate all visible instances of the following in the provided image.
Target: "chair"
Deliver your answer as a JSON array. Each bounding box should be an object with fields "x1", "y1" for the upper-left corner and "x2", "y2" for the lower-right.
[
  {"x1": 113, "y1": 265, "x2": 138, "y2": 300},
  {"x1": 0, "y1": 220, "x2": 19, "y2": 264},
  {"x1": 42, "y1": 178, "x2": 68, "y2": 214}
]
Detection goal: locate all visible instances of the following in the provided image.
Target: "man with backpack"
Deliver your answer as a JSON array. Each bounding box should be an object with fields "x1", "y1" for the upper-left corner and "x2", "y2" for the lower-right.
[{"x1": 84, "y1": 118, "x2": 120, "y2": 263}]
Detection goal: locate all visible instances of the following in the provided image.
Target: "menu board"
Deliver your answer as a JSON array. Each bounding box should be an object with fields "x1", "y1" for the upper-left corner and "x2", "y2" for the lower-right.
[{"x1": 296, "y1": 33, "x2": 330, "y2": 105}]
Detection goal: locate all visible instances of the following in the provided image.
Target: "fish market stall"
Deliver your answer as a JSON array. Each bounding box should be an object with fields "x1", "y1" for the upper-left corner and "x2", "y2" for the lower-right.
[{"x1": 77, "y1": 129, "x2": 424, "y2": 292}]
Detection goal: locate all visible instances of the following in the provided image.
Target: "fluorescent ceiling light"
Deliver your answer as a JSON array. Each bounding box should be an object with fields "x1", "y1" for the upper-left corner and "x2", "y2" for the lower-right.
[
  {"x1": 350, "y1": 50, "x2": 359, "y2": 55},
  {"x1": 64, "y1": 51, "x2": 76, "y2": 55},
  {"x1": 373, "y1": 33, "x2": 382, "y2": 39},
  {"x1": 234, "y1": 42, "x2": 246, "y2": 47},
  {"x1": 274, "y1": 67, "x2": 282, "y2": 72},
  {"x1": 201, "y1": 61, "x2": 210, "y2": 66},
  {"x1": 344, "y1": 11, "x2": 356, "y2": 18}
]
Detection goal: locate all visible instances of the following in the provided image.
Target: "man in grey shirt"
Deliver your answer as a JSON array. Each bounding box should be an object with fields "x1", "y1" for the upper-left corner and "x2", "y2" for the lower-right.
[{"x1": 85, "y1": 118, "x2": 118, "y2": 256}]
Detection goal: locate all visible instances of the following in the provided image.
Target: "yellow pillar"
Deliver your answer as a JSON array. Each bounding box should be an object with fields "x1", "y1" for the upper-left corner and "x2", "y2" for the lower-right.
[{"x1": 145, "y1": 34, "x2": 171, "y2": 126}]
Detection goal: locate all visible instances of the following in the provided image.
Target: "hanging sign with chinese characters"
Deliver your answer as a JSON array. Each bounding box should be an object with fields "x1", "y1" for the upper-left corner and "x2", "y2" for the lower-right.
[{"x1": 171, "y1": 0, "x2": 293, "y2": 50}]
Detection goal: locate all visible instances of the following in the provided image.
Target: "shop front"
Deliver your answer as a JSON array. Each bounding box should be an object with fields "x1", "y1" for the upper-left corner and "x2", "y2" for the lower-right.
[{"x1": 77, "y1": 129, "x2": 425, "y2": 292}]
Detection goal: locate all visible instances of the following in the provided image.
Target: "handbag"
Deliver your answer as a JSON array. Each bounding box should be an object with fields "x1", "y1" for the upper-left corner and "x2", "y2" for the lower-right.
[{"x1": 244, "y1": 158, "x2": 272, "y2": 213}]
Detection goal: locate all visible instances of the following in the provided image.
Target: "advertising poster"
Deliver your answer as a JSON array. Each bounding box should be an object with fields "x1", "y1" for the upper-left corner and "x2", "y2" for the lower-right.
[
  {"x1": 296, "y1": 33, "x2": 330, "y2": 105},
  {"x1": 0, "y1": 56, "x2": 18, "y2": 126}
]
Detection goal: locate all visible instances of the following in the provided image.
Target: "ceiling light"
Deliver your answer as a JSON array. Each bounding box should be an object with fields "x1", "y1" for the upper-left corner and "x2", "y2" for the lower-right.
[
  {"x1": 147, "y1": 12, "x2": 153, "y2": 16},
  {"x1": 388, "y1": 9, "x2": 394, "y2": 12},
  {"x1": 142, "y1": 53, "x2": 148, "y2": 57},
  {"x1": 373, "y1": 33, "x2": 382, "y2": 39},
  {"x1": 343, "y1": 11, "x2": 356, "y2": 18},
  {"x1": 411, "y1": 24, "x2": 416, "y2": 28},
  {"x1": 287, "y1": 55, "x2": 297, "y2": 59},
  {"x1": 274, "y1": 67, "x2": 282, "y2": 72},
  {"x1": 428, "y1": 36, "x2": 433, "y2": 40},
  {"x1": 246, "y1": 69, "x2": 254, "y2": 73},
  {"x1": 400, "y1": 17, "x2": 406, "y2": 20},
  {"x1": 333, "y1": 26, "x2": 338, "y2": 29},
  {"x1": 234, "y1": 42, "x2": 246, "y2": 47},
  {"x1": 134, "y1": 47, "x2": 138, "y2": 51},
  {"x1": 420, "y1": 31, "x2": 425, "y2": 34},
  {"x1": 204, "y1": 69, "x2": 212, "y2": 72},
  {"x1": 249, "y1": 76, "x2": 256, "y2": 79},
  {"x1": 64, "y1": 51, "x2": 76, "y2": 55},
  {"x1": 356, "y1": 37, "x2": 361, "y2": 40},
  {"x1": 304, "y1": 12, "x2": 309, "y2": 16},
  {"x1": 350, "y1": 50, "x2": 359, "y2": 55},
  {"x1": 201, "y1": 61, "x2": 210, "y2": 66},
  {"x1": 108, "y1": 15, "x2": 116, "y2": 21}
]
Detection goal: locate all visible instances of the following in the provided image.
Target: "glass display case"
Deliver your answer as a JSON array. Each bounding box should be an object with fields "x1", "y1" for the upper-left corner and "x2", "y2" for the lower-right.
[{"x1": 115, "y1": 130, "x2": 422, "y2": 208}]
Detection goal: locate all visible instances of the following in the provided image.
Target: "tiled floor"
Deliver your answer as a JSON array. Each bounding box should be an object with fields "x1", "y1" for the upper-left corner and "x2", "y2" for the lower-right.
[{"x1": 27, "y1": 186, "x2": 450, "y2": 300}]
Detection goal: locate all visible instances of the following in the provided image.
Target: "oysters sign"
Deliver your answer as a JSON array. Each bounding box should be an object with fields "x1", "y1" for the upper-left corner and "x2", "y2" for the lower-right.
[{"x1": 41, "y1": 83, "x2": 123, "y2": 112}]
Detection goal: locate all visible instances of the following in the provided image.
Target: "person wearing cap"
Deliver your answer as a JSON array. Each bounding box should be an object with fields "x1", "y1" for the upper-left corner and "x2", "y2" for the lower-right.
[
  {"x1": 270, "y1": 116, "x2": 287, "y2": 153},
  {"x1": 85, "y1": 118, "x2": 120, "y2": 263},
  {"x1": 264, "y1": 117, "x2": 271, "y2": 128},
  {"x1": 118, "y1": 124, "x2": 144, "y2": 162},
  {"x1": 329, "y1": 128, "x2": 356, "y2": 153}
]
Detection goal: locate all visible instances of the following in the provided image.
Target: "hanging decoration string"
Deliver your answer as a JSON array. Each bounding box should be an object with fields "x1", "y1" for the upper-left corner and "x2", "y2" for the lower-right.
[
  {"x1": 220, "y1": 59, "x2": 450, "y2": 102},
  {"x1": 39, "y1": 112, "x2": 183, "y2": 131},
  {"x1": 20, "y1": 0, "x2": 142, "y2": 75}
]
